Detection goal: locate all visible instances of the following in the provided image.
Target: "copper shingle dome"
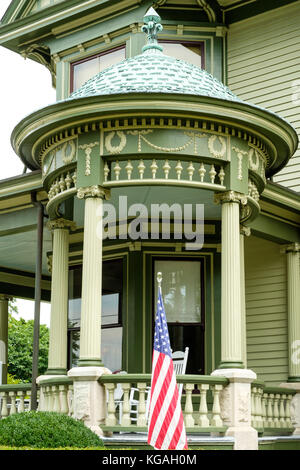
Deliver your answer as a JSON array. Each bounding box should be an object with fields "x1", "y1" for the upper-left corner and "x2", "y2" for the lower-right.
[{"x1": 69, "y1": 8, "x2": 240, "y2": 103}]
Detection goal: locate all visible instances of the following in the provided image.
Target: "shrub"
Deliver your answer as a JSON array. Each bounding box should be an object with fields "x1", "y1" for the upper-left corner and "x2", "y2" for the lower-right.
[{"x1": 0, "y1": 412, "x2": 104, "y2": 449}]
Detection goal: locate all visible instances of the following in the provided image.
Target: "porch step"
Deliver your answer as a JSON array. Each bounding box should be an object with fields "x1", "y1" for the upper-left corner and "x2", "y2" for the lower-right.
[{"x1": 102, "y1": 433, "x2": 235, "y2": 450}]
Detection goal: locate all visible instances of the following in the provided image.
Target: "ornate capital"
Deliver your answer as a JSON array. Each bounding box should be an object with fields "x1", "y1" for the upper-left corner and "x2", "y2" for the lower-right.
[
  {"x1": 240, "y1": 225, "x2": 251, "y2": 237},
  {"x1": 0, "y1": 294, "x2": 13, "y2": 301},
  {"x1": 77, "y1": 185, "x2": 109, "y2": 200},
  {"x1": 282, "y1": 243, "x2": 300, "y2": 254},
  {"x1": 47, "y1": 218, "x2": 76, "y2": 232},
  {"x1": 214, "y1": 191, "x2": 248, "y2": 206}
]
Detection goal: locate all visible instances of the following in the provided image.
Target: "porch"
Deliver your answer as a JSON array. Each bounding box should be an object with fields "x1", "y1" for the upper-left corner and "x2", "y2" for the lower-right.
[{"x1": 1, "y1": 372, "x2": 299, "y2": 450}]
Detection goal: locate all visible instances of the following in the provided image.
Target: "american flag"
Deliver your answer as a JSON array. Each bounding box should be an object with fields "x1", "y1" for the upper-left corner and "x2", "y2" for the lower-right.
[{"x1": 147, "y1": 282, "x2": 188, "y2": 450}]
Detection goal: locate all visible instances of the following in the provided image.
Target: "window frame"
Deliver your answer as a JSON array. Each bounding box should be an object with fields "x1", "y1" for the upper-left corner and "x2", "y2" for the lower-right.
[
  {"x1": 70, "y1": 44, "x2": 126, "y2": 93},
  {"x1": 158, "y1": 39, "x2": 205, "y2": 69}
]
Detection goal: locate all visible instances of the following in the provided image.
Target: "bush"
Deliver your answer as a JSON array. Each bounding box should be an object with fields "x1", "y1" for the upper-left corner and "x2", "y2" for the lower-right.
[{"x1": 0, "y1": 412, "x2": 104, "y2": 449}]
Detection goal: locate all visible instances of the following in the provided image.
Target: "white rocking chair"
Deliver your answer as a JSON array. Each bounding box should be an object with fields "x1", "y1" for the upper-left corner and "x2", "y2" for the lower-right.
[{"x1": 128, "y1": 347, "x2": 189, "y2": 424}]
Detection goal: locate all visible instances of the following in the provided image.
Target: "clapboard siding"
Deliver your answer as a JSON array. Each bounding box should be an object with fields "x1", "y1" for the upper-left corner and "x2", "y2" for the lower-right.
[
  {"x1": 227, "y1": 3, "x2": 300, "y2": 191},
  {"x1": 245, "y1": 236, "x2": 288, "y2": 386}
]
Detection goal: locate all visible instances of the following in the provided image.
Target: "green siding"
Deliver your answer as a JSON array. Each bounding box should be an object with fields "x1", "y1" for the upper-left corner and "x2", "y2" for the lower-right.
[
  {"x1": 245, "y1": 236, "x2": 288, "y2": 386},
  {"x1": 227, "y1": 2, "x2": 300, "y2": 191}
]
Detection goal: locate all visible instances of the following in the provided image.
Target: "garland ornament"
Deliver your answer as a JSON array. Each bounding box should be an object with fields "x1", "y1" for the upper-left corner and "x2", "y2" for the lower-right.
[
  {"x1": 105, "y1": 131, "x2": 127, "y2": 155},
  {"x1": 208, "y1": 135, "x2": 227, "y2": 159}
]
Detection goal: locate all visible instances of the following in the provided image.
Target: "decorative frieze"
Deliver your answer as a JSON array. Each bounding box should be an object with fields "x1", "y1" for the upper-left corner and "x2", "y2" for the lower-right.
[{"x1": 77, "y1": 185, "x2": 108, "y2": 200}]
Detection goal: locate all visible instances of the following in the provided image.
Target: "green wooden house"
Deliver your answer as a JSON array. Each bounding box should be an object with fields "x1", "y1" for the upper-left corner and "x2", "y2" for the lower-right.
[{"x1": 0, "y1": 0, "x2": 299, "y2": 450}]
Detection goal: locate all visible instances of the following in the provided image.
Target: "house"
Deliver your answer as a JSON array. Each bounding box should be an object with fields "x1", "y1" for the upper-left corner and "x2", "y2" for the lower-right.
[{"x1": 0, "y1": 0, "x2": 299, "y2": 450}]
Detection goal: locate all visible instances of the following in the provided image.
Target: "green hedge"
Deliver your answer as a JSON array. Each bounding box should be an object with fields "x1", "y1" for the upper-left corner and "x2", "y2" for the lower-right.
[{"x1": 0, "y1": 412, "x2": 104, "y2": 449}]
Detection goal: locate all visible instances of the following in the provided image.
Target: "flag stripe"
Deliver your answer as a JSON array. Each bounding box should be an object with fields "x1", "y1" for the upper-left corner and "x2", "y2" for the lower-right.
[{"x1": 147, "y1": 286, "x2": 188, "y2": 450}]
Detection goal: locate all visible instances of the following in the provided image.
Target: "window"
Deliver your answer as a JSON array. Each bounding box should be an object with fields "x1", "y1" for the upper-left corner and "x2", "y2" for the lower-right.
[
  {"x1": 159, "y1": 41, "x2": 204, "y2": 68},
  {"x1": 68, "y1": 258, "x2": 123, "y2": 372},
  {"x1": 154, "y1": 259, "x2": 205, "y2": 374},
  {"x1": 70, "y1": 46, "x2": 126, "y2": 92}
]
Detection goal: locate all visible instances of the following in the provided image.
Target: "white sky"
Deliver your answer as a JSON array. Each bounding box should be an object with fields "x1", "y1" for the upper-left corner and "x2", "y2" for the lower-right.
[{"x1": 0, "y1": 1, "x2": 57, "y2": 327}]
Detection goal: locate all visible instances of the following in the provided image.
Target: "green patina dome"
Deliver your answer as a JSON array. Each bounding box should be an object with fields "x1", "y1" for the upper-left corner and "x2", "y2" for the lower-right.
[
  {"x1": 69, "y1": 51, "x2": 240, "y2": 102},
  {"x1": 69, "y1": 8, "x2": 240, "y2": 103}
]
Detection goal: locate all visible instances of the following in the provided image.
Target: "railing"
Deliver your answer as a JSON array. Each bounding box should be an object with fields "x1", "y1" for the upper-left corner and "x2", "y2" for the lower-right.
[
  {"x1": 251, "y1": 382, "x2": 296, "y2": 435},
  {"x1": 99, "y1": 373, "x2": 229, "y2": 434},
  {"x1": 0, "y1": 384, "x2": 33, "y2": 418},
  {"x1": 38, "y1": 377, "x2": 73, "y2": 416}
]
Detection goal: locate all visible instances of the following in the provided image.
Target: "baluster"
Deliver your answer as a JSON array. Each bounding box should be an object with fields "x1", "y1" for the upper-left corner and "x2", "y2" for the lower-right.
[
  {"x1": 53, "y1": 386, "x2": 61, "y2": 412},
  {"x1": 209, "y1": 165, "x2": 217, "y2": 184},
  {"x1": 1, "y1": 392, "x2": 9, "y2": 418},
  {"x1": 273, "y1": 394, "x2": 280, "y2": 428},
  {"x1": 43, "y1": 386, "x2": 49, "y2": 411},
  {"x1": 256, "y1": 387, "x2": 263, "y2": 429},
  {"x1": 105, "y1": 383, "x2": 117, "y2": 426},
  {"x1": 266, "y1": 393, "x2": 274, "y2": 428},
  {"x1": 199, "y1": 163, "x2": 206, "y2": 182},
  {"x1": 59, "y1": 174, "x2": 66, "y2": 192},
  {"x1": 219, "y1": 166, "x2": 225, "y2": 185},
  {"x1": 59, "y1": 385, "x2": 69, "y2": 415},
  {"x1": 54, "y1": 178, "x2": 60, "y2": 195},
  {"x1": 121, "y1": 383, "x2": 131, "y2": 427},
  {"x1": 184, "y1": 383, "x2": 194, "y2": 428},
  {"x1": 279, "y1": 394, "x2": 286, "y2": 427},
  {"x1": 68, "y1": 385, "x2": 74, "y2": 417},
  {"x1": 18, "y1": 391, "x2": 25, "y2": 413},
  {"x1": 126, "y1": 161, "x2": 133, "y2": 180},
  {"x1": 198, "y1": 384, "x2": 209, "y2": 428},
  {"x1": 286, "y1": 394, "x2": 293, "y2": 428},
  {"x1": 211, "y1": 384, "x2": 223, "y2": 427},
  {"x1": 261, "y1": 392, "x2": 267, "y2": 431},
  {"x1": 151, "y1": 160, "x2": 158, "y2": 179},
  {"x1": 104, "y1": 162, "x2": 110, "y2": 182},
  {"x1": 27, "y1": 391, "x2": 31, "y2": 411},
  {"x1": 175, "y1": 161, "x2": 183, "y2": 180},
  {"x1": 251, "y1": 387, "x2": 256, "y2": 427},
  {"x1": 72, "y1": 170, "x2": 77, "y2": 186},
  {"x1": 187, "y1": 162, "x2": 195, "y2": 181},
  {"x1": 138, "y1": 160, "x2": 145, "y2": 180},
  {"x1": 163, "y1": 160, "x2": 171, "y2": 179},
  {"x1": 65, "y1": 172, "x2": 72, "y2": 189},
  {"x1": 9, "y1": 391, "x2": 17, "y2": 415},
  {"x1": 114, "y1": 161, "x2": 121, "y2": 181},
  {"x1": 137, "y1": 383, "x2": 147, "y2": 427}
]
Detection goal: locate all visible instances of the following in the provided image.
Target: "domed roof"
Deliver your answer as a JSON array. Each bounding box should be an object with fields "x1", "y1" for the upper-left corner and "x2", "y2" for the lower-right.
[
  {"x1": 70, "y1": 52, "x2": 240, "y2": 102},
  {"x1": 69, "y1": 8, "x2": 240, "y2": 103}
]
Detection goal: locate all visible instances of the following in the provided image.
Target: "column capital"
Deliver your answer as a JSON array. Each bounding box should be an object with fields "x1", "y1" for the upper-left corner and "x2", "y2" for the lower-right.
[
  {"x1": 280, "y1": 243, "x2": 300, "y2": 254},
  {"x1": 77, "y1": 185, "x2": 110, "y2": 200},
  {"x1": 0, "y1": 294, "x2": 13, "y2": 301},
  {"x1": 240, "y1": 225, "x2": 251, "y2": 237},
  {"x1": 47, "y1": 218, "x2": 76, "y2": 232},
  {"x1": 214, "y1": 190, "x2": 248, "y2": 206}
]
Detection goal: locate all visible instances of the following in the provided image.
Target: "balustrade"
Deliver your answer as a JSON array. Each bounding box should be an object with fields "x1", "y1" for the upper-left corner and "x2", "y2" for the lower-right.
[
  {"x1": 103, "y1": 159, "x2": 226, "y2": 190},
  {"x1": 251, "y1": 382, "x2": 295, "y2": 434},
  {"x1": 100, "y1": 374, "x2": 229, "y2": 433},
  {"x1": 38, "y1": 378, "x2": 73, "y2": 416},
  {"x1": 0, "y1": 384, "x2": 32, "y2": 418}
]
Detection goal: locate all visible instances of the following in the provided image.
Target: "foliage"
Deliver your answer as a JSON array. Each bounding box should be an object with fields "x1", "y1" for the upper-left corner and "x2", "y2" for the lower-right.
[
  {"x1": 8, "y1": 315, "x2": 49, "y2": 382},
  {"x1": 0, "y1": 412, "x2": 104, "y2": 449},
  {"x1": 6, "y1": 373, "x2": 22, "y2": 385}
]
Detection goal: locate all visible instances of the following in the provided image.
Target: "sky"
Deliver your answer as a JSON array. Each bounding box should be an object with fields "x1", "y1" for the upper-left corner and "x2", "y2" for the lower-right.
[{"x1": 0, "y1": 1, "x2": 57, "y2": 326}]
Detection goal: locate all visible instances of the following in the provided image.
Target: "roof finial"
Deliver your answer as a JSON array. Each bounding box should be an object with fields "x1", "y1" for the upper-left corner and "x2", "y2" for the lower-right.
[{"x1": 142, "y1": 7, "x2": 163, "y2": 53}]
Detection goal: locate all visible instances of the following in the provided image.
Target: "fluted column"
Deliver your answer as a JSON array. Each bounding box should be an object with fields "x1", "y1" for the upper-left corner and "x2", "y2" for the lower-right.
[
  {"x1": 0, "y1": 295, "x2": 12, "y2": 384},
  {"x1": 215, "y1": 191, "x2": 247, "y2": 369},
  {"x1": 77, "y1": 186, "x2": 106, "y2": 367},
  {"x1": 286, "y1": 243, "x2": 300, "y2": 381},
  {"x1": 240, "y1": 226, "x2": 251, "y2": 369},
  {"x1": 46, "y1": 218, "x2": 75, "y2": 375}
]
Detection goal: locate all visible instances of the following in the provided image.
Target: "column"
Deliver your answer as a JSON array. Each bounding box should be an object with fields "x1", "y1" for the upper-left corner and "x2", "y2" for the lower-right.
[
  {"x1": 216, "y1": 191, "x2": 246, "y2": 369},
  {"x1": 280, "y1": 243, "x2": 300, "y2": 435},
  {"x1": 212, "y1": 191, "x2": 257, "y2": 450},
  {"x1": 77, "y1": 186, "x2": 105, "y2": 367},
  {"x1": 68, "y1": 186, "x2": 111, "y2": 437},
  {"x1": 240, "y1": 225, "x2": 251, "y2": 369},
  {"x1": 0, "y1": 295, "x2": 11, "y2": 384},
  {"x1": 46, "y1": 218, "x2": 75, "y2": 375},
  {"x1": 286, "y1": 243, "x2": 300, "y2": 382}
]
